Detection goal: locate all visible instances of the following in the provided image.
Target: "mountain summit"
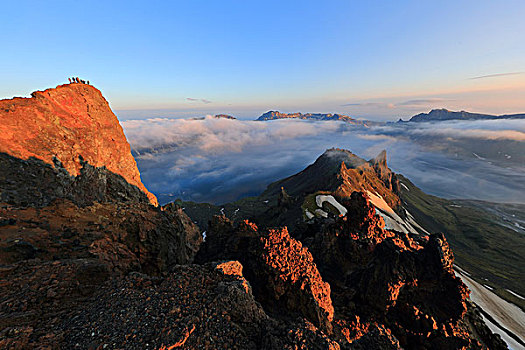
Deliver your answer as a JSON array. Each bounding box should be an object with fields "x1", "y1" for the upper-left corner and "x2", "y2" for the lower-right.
[
  {"x1": 263, "y1": 148, "x2": 400, "y2": 211},
  {"x1": 0, "y1": 83, "x2": 157, "y2": 205},
  {"x1": 407, "y1": 108, "x2": 525, "y2": 122}
]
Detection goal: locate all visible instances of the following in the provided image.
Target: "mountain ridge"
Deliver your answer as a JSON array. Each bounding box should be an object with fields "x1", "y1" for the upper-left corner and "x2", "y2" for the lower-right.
[
  {"x1": 256, "y1": 110, "x2": 372, "y2": 125},
  {"x1": 405, "y1": 108, "x2": 525, "y2": 122}
]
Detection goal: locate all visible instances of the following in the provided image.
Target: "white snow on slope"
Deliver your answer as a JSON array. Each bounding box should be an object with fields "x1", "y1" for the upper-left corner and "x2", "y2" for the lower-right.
[
  {"x1": 405, "y1": 210, "x2": 430, "y2": 234},
  {"x1": 482, "y1": 314, "x2": 524, "y2": 350},
  {"x1": 455, "y1": 265, "x2": 471, "y2": 276},
  {"x1": 366, "y1": 191, "x2": 396, "y2": 217},
  {"x1": 316, "y1": 195, "x2": 348, "y2": 216},
  {"x1": 455, "y1": 269, "x2": 525, "y2": 350},
  {"x1": 473, "y1": 152, "x2": 486, "y2": 160},
  {"x1": 315, "y1": 209, "x2": 328, "y2": 218},
  {"x1": 366, "y1": 190, "x2": 424, "y2": 234},
  {"x1": 506, "y1": 289, "x2": 525, "y2": 301},
  {"x1": 305, "y1": 209, "x2": 314, "y2": 219},
  {"x1": 484, "y1": 284, "x2": 494, "y2": 291},
  {"x1": 375, "y1": 209, "x2": 408, "y2": 233},
  {"x1": 400, "y1": 182, "x2": 410, "y2": 191}
]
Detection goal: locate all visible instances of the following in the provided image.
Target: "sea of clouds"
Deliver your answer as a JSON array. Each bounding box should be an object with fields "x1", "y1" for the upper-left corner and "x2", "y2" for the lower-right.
[{"x1": 121, "y1": 116, "x2": 525, "y2": 205}]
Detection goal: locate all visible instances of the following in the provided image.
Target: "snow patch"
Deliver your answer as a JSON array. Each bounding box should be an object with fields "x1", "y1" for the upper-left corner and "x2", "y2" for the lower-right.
[
  {"x1": 315, "y1": 195, "x2": 348, "y2": 216},
  {"x1": 366, "y1": 191, "x2": 428, "y2": 235},
  {"x1": 483, "y1": 284, "x2": 494, "y2": 291},
  {"x1": 315, "y1": 209, "x2": 328, "y2": 218},
  {"x1": 506, "y1": 289, "x2": 525, "y2": 301},
  {"x1": 454, "y1": 265, "x2": 471, "y2": 276},
  {"x1": 514, "y1": 222, "x2": 525, "y2": 230},
  {"x1": 405, "y1": 209, "x2": 430, "y2": 234},
  {"x1": 473, "y1": 152, "x2": 486, "y2": 160},
  {"x1": 400, "y1": 183, "x2": 409, "y2": 191},
  {"x1": 455, "y1": 270, "x2": 525, "y2": 348},
  {"x1": 366, "y1": 191, "x2": 396, "y2": 217},
  {"x1": 305, "y1": 210, "x2": 314, "y2": 220},
  {"x1": 375, "y1": 208, "x2": 407, "y2": 233}
]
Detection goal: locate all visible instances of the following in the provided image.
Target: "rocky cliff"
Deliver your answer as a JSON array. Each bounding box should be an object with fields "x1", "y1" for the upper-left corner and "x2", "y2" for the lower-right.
[{"x1": 0, "y1": 83, "x2": 157, "y2": 205}]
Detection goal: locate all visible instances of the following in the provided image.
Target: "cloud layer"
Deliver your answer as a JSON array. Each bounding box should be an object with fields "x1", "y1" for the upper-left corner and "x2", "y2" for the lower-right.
[{"x1": 121, "y1": 117, "x2": 525, "y2": 205}]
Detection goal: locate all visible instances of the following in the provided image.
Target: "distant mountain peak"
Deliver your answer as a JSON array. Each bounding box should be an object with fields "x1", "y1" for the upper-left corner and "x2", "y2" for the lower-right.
[
  {"x1": 321, "y1": 148, "x2": 367, "y2": 168},
  {"x1": 370, "y1": 149, "x2": 387, "y2": 166},
  {"x1": 256, "y1": 111, "x2": 373, "y2": 125},
  {"x1": 214, "y1": 114, "x2": 236, "y2": 119},
  {"x1": 407, "y1": 109, "x2": 525, "y2": 122},
  {"x1": 262, "y1": 148, "x2": 400, "y2": 211}
]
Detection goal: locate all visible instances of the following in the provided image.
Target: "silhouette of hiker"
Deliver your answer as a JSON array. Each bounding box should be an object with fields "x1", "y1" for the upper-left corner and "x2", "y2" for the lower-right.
[{"x1": 68, "y1": 78, "x2": 72, "y2": 83}]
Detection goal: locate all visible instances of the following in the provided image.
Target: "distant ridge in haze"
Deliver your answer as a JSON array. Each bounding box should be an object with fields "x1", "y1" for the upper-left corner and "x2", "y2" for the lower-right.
[
  {"x1": 256, "y1": 110, "x2": 373, "y2": 125},
  {"x1": 405, "y1": 108, "x2": 525, "y2": 122},
  {"x1": 190, "y1": 114, "x2": 237, "y2": 120}
]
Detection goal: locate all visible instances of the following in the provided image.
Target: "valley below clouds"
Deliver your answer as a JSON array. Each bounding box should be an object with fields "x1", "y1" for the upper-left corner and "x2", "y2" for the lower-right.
[{"x1": 121, "y1": 116, "x2": 525, "y2": 205}]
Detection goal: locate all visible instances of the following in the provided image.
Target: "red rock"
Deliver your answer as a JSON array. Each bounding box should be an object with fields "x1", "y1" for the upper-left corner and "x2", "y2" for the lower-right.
[
  {"x1": 197, "y1": 217, "x2": 334, "y2": 333},
  {"x1": 0, "y1": 84, "x2": 157, "y2": 205}
]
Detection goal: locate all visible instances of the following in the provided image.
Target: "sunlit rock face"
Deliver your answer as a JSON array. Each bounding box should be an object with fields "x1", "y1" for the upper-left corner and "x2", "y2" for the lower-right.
[{"x1": 0, "y1": 83, "x2": 157, "y2": 205}]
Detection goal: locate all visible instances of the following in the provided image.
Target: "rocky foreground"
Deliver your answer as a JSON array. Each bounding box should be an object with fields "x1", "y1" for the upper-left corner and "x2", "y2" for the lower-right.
[{"x1": 0, "y1": 84, "x2": 508, "y2": 349}]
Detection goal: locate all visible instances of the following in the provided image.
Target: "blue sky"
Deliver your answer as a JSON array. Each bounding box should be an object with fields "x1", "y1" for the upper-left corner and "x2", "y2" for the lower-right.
[{"x1": 2, "y1": 0, "x2": 525, "y2": 120}]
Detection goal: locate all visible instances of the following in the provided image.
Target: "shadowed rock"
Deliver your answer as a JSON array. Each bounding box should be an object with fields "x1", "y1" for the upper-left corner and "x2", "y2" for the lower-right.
[{"x1": 196, "y1": 217, "x2": 334, "y2": 333}]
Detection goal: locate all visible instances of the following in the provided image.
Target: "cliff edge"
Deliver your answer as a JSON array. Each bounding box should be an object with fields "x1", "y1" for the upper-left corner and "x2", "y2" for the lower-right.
[{"x1": 0, "y1": 83, "x2": 157, "y2": 205}]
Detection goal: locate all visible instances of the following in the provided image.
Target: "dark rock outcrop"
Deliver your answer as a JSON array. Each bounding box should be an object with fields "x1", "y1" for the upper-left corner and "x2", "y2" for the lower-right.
[
  {"x1": 0, "y1": 152, "x2": 151, "y2": 207},
  {"x1": 1, "y1": 261, "x2": 344, "y2": 349},
  {"x1": 194, "y1": 191, "x2": 507, "y2": 349},
  {"x1": 293, "y1": 192, "x2": 506, "y2": 349},
  {"x1": 196, "y1": 217, "x2": 334, "y2": 333},
  {"x1": 0, "y1": 199, "x2": 202, "y2": 347}
]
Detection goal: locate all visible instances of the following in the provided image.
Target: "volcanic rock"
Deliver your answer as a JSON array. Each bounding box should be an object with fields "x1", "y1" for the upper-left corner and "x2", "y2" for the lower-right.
[
  {"x1": 292, "y1": 192, "x2": 506, "y2": 349},
  {"x1": 196, "y1": 217, "x2": 334, "y2": 333},
  {"x1": 0, "y1": 84, "x2": 157, "y2": 205}
]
